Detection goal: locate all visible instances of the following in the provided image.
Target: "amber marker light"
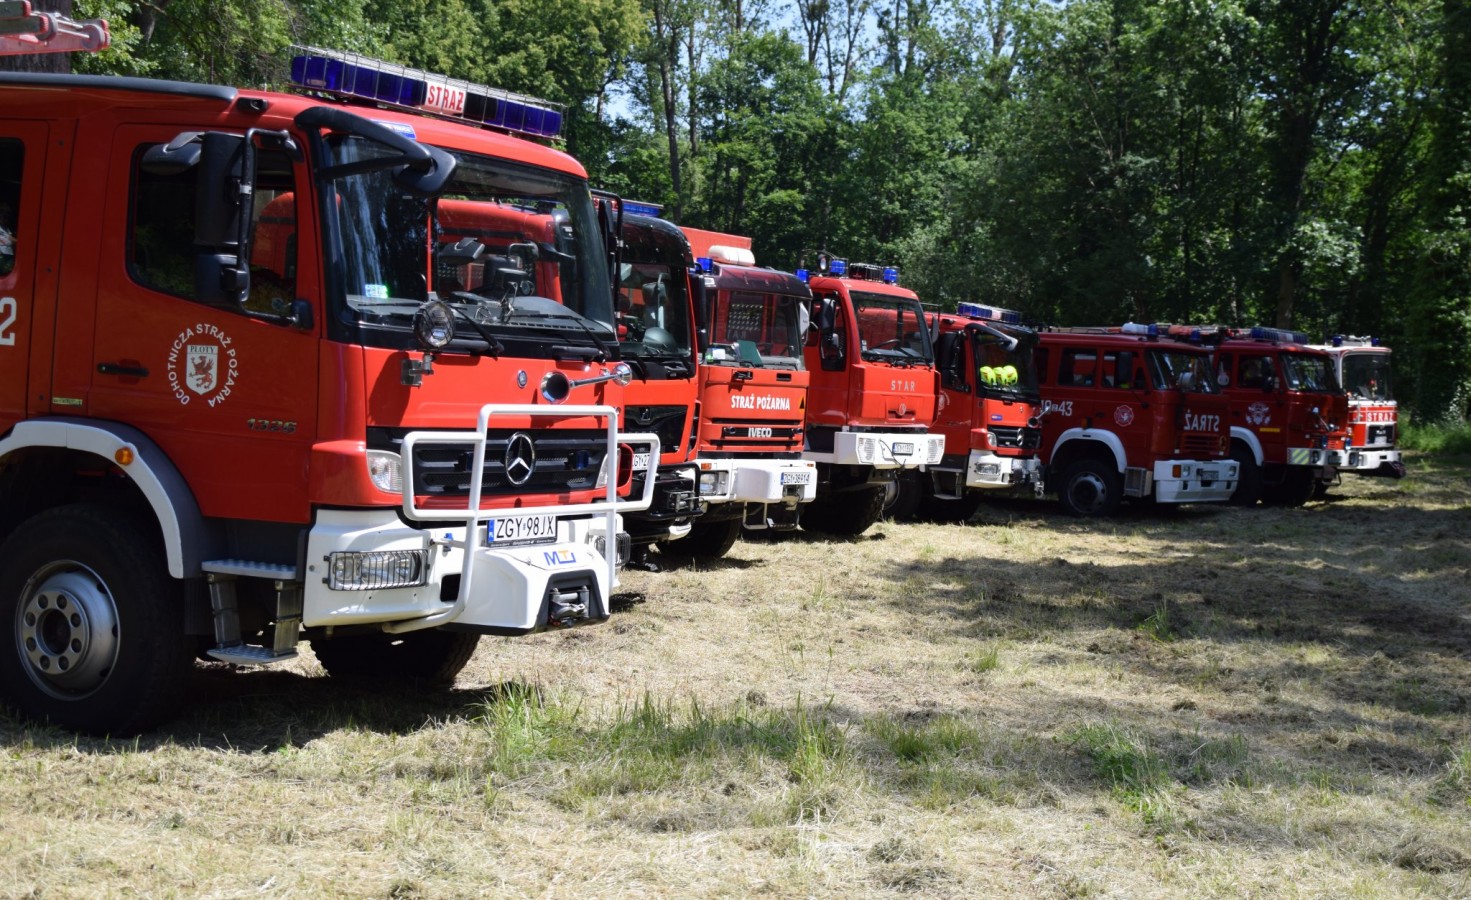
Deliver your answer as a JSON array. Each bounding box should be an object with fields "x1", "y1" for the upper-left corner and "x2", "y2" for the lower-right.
[{"x1": 115, "y1": 447, "x2": 135, "y2": 466}]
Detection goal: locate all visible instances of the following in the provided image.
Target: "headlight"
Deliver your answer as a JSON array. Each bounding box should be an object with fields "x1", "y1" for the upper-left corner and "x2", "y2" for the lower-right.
[
  {"x1": 328, "y1": 550, "x2": 427, "y2": 590},
  {"x1": 698, "y1": 471, "x2": 729, "y2": 495},
  {"x1": 366, "y1": 450, "x2": 403, "y2": 493}
]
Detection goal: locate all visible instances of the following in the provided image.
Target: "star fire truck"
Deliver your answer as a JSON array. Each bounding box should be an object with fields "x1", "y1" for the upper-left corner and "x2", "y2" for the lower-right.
[
  {"x1": 799, "y1": 256, "x2": 945, "y2": 534},
  {"x1": 633, "y1": 226, "x2": 816, "y2": 558},
  {"x1": 1307, "y1": 335, "x2": 1404, "y2": 480},
  {"x1": 1195, "y1": 326, "x2": 1349, "y2": 505},
  {"x1": 0, "y1": 38, "x2": 659, "y2": 734},
  {"x1": 903, "y1": 301, "x2": 1043, "y2": 521},
  {"x1": 1033, "y1": 325, "x2": 1239, "y2": 516}
]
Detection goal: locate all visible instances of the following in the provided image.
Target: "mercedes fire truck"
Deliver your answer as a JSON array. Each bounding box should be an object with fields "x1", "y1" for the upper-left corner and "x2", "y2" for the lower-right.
[{"x1": 0, "y1": 42, "x2": 658, "y2": 733}]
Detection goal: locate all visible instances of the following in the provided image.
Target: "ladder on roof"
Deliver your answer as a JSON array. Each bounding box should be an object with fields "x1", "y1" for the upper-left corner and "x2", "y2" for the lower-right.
[{"x1": 0, "y1": 1, "x2": 109, "y2": 56}]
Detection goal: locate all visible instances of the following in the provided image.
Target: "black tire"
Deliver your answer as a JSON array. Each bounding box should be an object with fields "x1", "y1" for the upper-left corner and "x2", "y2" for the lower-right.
[
  {"x1": 921, "y1": 492, "x2": 985, "y2": 523},
  {"x1": 1228, "y1": 444, "x2": 1262, "y2": 506},
  {"x1": 1263, "y1": 468, "x2": 1316, "y2": 507},
  {"x1": 311, "y1": 629, "x2": 480, "y2": 685},
  {"x1": 1055, "y1": 458, "x2": 1123, "y2": 518},
  {"x1": 0, "y1": 504, "x2": 193, "y2": 735},
  {"x1": 880, "y1": 472, "x2": 923, "y2": 521},
  {"x1": 658, "y1": 516, "x2": 743, "y2": 561},
  {"x1": 801, "y1": 486, "x2": 886, "y2": 536},
  {"x1": 1312, "y1": 479, "x2": 1331, "y2": 500}
]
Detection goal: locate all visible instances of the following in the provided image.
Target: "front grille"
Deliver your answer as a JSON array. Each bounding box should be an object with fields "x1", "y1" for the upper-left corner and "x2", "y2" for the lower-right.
[
  {"x1": 707, "y1": 417, "x2": 803, "y2": 449},
  {"x1": 1365, "y1": 424, "x2": 1395, "y2": 446},
  {"x1": 1181, "y1": 434, "x2": 1220, "y2": 456},
  {"x1": 991, "y1": 425, "x2": 1041, "y2": 450},
  {"x1": 375, "y1": 427, "x2": 609, "y2": 498},
  {"x1": 626, "y1": 405, "x2": 689, "y2": 454}
]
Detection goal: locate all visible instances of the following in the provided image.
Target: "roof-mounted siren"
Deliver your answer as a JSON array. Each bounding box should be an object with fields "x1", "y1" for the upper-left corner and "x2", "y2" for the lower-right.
[
  {"x1": 707, "y1": 244, "x2": 754, "y2": 267},
  {"x1": 1329, "y1": 334, "x2": 1379, "y2": 348},
  {"x1": 288, "y1": 46, "x2": 565, "y2": 141},
  {"x1": 0, "y1": 2, "x2": 109, "y2": 56},
  {"x1": 621, "y1": 200, "x2": 664, "y2": 218},
  {"x1": 956, "y1": 301, "x2": 1023, "y2": 326},
  {"x1": 1248, "y1": 325, "x2": 1309, "y2": 345}
]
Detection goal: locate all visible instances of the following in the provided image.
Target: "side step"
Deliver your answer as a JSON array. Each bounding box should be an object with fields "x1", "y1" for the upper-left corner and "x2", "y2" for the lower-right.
[{"x1": 202, "y1": 559, "x2": 302, "y2": 666}]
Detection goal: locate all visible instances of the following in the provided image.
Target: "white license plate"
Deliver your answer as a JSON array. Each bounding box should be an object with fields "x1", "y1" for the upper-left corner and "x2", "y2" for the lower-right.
[
  {"x1": 780, "y1": 471, "x2": 812, "y2": 485},
  {"x1": 487, "y1": 514, "x2": 558, "y2": 546},
  {"x1": 632, "y1": 452, "x2": 651, "y2": 471},
  {"x1": 892, "y1": 442, "x2": 915, "y2": 455}
]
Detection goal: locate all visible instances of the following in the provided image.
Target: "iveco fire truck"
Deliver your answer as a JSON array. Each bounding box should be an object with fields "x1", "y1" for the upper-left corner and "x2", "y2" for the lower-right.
[
  {"x1": 649, "y1": 227, "x2": 816, "y2": 557},
  {"x1": 1307, "y1": 335, "x2": 1404, "y2": 480},
  {"x1": 1202, "y1": 326, "x2": 1349, "y2": 505},
  {"x1": 1034, "y1": 326, "x2": 1238, "y2": 516},
  {"x1": 906, "y1": 301, "x2": 1043, "y2": 521},
  {"x1": 0, "y1": 40, "x2": 658, "y2": 733},
  {"x1": 800, "y1": 256, "x2": 945, "y2": 534}
]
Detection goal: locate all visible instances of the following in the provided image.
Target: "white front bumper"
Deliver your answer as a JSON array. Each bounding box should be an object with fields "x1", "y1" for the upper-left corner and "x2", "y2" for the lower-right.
[
  {"x1": 806, "y1": 431, "x2": 945, "y2": 470},
  {"x1": 1345, "y1": 447, "x2": 1401, "y2": 471},
  {"x1": 966, "y1": 451, "x2": 1043, "y2": 488},
  {"x1": 1150, "y1": 459, "x2": 1240, "y2": 504},
  {"x1": 694, "y1": 457, "x2": 818, "y2": 505},
  {"x1": 303, "y1": 509, "x2": 615, "y2": 631}
]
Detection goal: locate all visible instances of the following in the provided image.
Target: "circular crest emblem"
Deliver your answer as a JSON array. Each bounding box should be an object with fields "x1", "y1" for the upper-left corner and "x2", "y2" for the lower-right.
[
  {"x1": 517, "y1": 370, "x2": 528, "y2": 389},
  {"x1": 166, "y1": 324, "x2": 239, "y2": 407},
  {"x1": 1113, "y1": 404, "x2": 1136, "y2": 427},
  {"x1": 503, "y1": 432, "x2": 537, "y2": 486}
]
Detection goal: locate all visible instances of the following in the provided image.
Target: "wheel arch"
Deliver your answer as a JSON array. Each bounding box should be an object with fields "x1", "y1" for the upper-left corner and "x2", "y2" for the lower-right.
[
  {"x1": 1229, "y1": 427, "x2": 1264, "y2": 467},
  {"x1": 0, "y1": 418, "x2": 210, "y2": 579},
  {"x1": 1048, "y1": 429, "x2": 1127, "y2": 476}
]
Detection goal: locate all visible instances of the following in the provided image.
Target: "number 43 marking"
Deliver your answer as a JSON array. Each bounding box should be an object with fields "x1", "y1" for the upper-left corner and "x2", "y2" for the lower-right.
[{"x1": 0, "y1": 297, "x2": 17, "y2": 346}]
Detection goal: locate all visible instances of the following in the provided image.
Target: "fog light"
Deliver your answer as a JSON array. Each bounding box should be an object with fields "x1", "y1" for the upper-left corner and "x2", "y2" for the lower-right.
[
  {"x1": 366, "y1": 450, "x2": 403, "y2": 493},
  {"x1": 328, "y1": 550, "x2": 427, "y2": 590}
]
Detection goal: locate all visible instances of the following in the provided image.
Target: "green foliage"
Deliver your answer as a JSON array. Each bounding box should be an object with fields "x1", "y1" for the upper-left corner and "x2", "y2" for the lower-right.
[{"x1": 1400, "y1": 419, "x2": 1471, "y2": 455}]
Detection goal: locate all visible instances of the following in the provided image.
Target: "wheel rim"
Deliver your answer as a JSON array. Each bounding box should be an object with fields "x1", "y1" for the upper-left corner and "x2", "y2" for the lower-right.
[
  {"x1": 15, "y1": 561, "x2": 121, "y2": 700},
  {"x1": 880, "y1": 480, "x2": 900, "y2": 513},
  {"x1": 1066, "y1": 472, "x2": 1110, "y2": 515}
]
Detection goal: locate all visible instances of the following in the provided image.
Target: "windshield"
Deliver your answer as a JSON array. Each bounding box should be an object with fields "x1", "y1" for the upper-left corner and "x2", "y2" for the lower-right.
[
  {"x1": 853, "y1": 291, "x2": 932, "y2": 365},
  {"x1": 617, "y1": 261, "x2": 693, "y2": 363},
  {"x1": 705, "y1": 289, "x2": 806, "y2": 370},
  {"x1": 1148, "y1": 349, "x2": 1218, "y2": 393},
  {"x1": 1281, "y1": 352, "x2": 1339, "y2": 393},
  {"x1": 972, "y1": 329, "x2": 1039, "y2": 398},
  {"x1": 1341, "y1": 352, "x2": 1392, "y2": 401},
  {"x1": 323, "y1": 136, "x2": 613, "y2": 356}
]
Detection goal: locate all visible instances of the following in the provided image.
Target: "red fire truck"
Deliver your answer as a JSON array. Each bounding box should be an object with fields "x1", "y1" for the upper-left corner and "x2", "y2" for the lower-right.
[
  {"x1": 0, "y1": 43, "x2": 658, "y2": 733},
  {"x1": 1204, "y1": 326, "x2": 1349, "y2": 505},
  {"x1": 1034, "y1": 326, "x2": 1238, "y2": 516},
  {"x1": 1307, "y1": 336, "x2": 1404, "y2": 480},
  {"x1": 800, "y1": 256, "x2": 945, "y2": 534},
  {"x1": 645, "y1": 227, "x2": 816, "y2": 557},
  {"x1": 907, "y1": 301, "x2": 1043, "y2": 521}
]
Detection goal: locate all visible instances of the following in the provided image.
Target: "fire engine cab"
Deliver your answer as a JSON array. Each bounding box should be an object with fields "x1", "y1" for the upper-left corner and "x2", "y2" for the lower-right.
[
  {"x1": 800, "y1": 256, "x2": 945, "y2": 534},
  {"x1": 1034, "y1": 325, "x2": 1238, "y2": 516},
  {"x1": 1307, "y1": 335, "x2": 1404, "y2": 480},
  {"x1": 1204, "y1": 326, "x2": 1349, "y2": 505},
  {"x1": 0, "y1": 44, "x2": 658, "y2": 733},
  {"x1": 910, "y1": 301, "x2": 1043, "y2": 521}
]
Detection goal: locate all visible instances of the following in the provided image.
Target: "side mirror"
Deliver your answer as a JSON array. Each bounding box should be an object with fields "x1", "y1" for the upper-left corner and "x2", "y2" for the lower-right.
[
  {"x1": 817, "y1": 297, "x2": 844, "y2": 371},
  {"x1": 690, "y1": 270, "x2": 710, "y2": 353},
  {"x1": 935, "y1": 332, "x2": 966, "y2": 390}
]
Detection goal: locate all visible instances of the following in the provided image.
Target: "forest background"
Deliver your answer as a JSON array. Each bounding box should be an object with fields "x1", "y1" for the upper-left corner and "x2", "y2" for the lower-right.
[{"x1": 8, "y1": 0, "x2": 1471, "y2": 421}]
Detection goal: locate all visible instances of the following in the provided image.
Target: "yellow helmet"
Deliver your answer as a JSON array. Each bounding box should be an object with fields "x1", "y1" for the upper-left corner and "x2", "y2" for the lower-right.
[
  {"x1": 1000, "y1": 365, "x2": 1018, "y2": 385},
  {"x1": 978, "y1": 366, "x2": 997, "y2": 384}
]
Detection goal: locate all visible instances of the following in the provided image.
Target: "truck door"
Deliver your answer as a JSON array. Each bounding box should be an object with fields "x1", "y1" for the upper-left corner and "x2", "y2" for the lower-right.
[
  {"x1": 0, "y1": 123, "x2": 53, "y2": 427},
  {"x1": 65, "y1": 124, "x2": 321, "y2": 524}
]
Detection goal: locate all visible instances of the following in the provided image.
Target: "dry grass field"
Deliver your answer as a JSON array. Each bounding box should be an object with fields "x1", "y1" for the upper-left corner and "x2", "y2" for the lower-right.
[{"x1": 2, "y1": 457, "x2": 1469, "y2": 898}]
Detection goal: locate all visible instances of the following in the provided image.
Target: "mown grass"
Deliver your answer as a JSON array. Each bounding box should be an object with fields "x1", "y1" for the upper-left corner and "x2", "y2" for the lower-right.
[{"x1": 1, "y1": 464, "x2": 1468, "y2": 896}]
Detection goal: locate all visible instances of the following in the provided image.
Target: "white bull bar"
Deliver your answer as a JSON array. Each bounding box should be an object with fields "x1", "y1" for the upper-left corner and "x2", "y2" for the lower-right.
[{"x1": 388, "y1": 403, "x2": 659, "y2": 633}]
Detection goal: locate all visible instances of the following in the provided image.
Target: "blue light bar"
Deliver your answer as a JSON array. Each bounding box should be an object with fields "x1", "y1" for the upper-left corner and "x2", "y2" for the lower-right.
[
  {"x1": 795, "y1": 268, "x2": 810, "y2": 283},
  {"x1": 696, "y1": 257, "x2": 712, "y2": 272},
  {"x1": 1248, "y1": 325, "x2": 1309, "y2": 344},
  {"x1": 289, "y1": 47, "x2": 565, "y2": 140},
  {"x1": 882, "y1": 267, "x2": 898, "y2": 284},
  {"x1": 957, "y1": 301, "x2": 1022, "y2": 325},
  {"x1": 621, "y1": 200, "x2": 664, "y2": 217},
  {"x1": 829, "y1": 258, "x2": 847, "y2": 276}
]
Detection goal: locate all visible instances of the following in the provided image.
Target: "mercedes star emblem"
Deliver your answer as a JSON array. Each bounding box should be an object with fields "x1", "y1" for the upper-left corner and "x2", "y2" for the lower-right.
[{"x1": 503, "y1": 432, "x2": 536, "y2": 486}]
